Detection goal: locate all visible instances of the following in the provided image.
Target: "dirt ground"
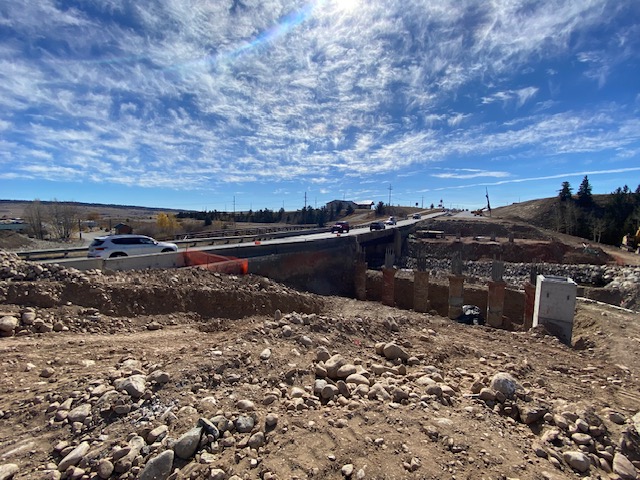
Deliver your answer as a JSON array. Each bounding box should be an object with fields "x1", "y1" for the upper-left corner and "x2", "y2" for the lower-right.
[
  {"x1": 1, "y1": 214, "x2": 640, "y2": 479},
  {"x1": 1, "y1": 255, "x2": 639, "y2": 479}
]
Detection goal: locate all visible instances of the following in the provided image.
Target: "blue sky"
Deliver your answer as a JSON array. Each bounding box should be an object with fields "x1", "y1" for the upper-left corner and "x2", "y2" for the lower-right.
[{"x1": 1, "y1": 0, "x2": 639, "y2": 212}]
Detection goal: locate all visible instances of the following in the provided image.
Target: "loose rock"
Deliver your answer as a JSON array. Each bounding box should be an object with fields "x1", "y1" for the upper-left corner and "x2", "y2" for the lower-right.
[{"x1": 138, "y1": 450, "x2": 174, "y2": 480}]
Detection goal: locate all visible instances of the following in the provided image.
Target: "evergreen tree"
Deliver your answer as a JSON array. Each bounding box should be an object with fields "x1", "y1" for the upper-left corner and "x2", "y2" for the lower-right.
[
  {"x1": 316, "y1": 207, "x2": 327, "y2": 227},
  {"x1": 577, "y1": 176, "x2": 593, "y2": 207},
  {"x1": 558, "y1": 181, "x2": 572, "y2": 201}
]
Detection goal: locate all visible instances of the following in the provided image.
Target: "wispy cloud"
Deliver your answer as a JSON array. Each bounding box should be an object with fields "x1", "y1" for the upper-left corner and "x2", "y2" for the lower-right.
[
  {"x1": 427, "y1": 167, "x2": 640, "y2": 191},
  {"x1": 0, "y1": 0, "x2": 637, "y2": 199},
  {"x1": 432, "y1": 169, "x2": 511, "y2": 180},
  {"x1": 482, "y1": 87, "x2": 539, "y2": 107}
]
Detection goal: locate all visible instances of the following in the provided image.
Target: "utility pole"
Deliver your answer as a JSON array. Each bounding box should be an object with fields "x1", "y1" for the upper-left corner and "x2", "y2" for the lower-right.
[
  {"x1": 421, "y1": 196, "x2": 424, "y2": 209},
  {"x1": 388, "y1": 184, "x2": 392, "y2": 206}
]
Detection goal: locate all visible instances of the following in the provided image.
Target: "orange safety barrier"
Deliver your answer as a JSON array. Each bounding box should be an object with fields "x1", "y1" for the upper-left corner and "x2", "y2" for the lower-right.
[{"x1": 182, "y1": 250, "x2": 248, "y2": 275}]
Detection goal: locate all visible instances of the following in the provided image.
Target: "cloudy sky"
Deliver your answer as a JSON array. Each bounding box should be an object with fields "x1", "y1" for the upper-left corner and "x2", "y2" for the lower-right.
[{"x1": 1, "y1": 0, "x2": 639, "y2": 212}]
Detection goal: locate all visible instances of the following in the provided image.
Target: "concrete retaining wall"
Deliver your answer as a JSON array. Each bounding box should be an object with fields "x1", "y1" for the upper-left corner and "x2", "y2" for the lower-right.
[{"x1": 248, "y1": 243, "x2": 357, "y2": 297}]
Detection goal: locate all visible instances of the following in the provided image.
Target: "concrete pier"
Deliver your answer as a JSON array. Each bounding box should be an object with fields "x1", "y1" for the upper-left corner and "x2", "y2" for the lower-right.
[
  {"x1": 448, "y1": 275, "x2": 465, "y2": 320},
  {"x1": 523, "y1": 282, "x2": 536, "y2": 330},
  {"x1": 382, "y1": 248, "x2": 396, "y2": 307},
  {"x1": 487, "y1": 280, "x2": 506, "y2": 328},
  {"x1": 414, "y1": 260, "x2": 430, "y2": 313}
]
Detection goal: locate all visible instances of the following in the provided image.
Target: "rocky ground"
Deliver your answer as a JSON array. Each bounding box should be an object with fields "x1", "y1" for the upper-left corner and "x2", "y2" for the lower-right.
[{"x1": 0, "y1": 249, "x2": 640, "y2": 480}]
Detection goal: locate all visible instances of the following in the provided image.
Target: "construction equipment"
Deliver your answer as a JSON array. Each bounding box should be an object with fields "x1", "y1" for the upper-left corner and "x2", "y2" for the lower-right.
[
  {"x1": 471, "y1": 189, "x2": 491, "y2": 217},
  {"x1": 621, "y1": 228, "x2": 640, "y2": 253}
]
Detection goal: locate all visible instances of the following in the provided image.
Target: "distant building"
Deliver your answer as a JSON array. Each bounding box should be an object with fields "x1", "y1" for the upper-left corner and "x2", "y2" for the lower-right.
[
  {"x1": 326, "y1": 200, "x2": 357, "y2": 212},
  {"x1": 114, "y1": 223, "x2": 132, "y2": 235}
]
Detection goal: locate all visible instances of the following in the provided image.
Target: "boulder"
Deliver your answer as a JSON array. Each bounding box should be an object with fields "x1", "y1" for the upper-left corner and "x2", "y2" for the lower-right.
[
  {"x1": 0, "y1": 316, "x2": 18, "y2": 336},
  {"x1": 58, "y1": 442, "x2": 90, "y2": 471},
  {"x1": 174, "y1": 427, "x2": 202, "y2": 460},
  {"x1": 382, "y1": 343, "x2": 409, "y2": 361},
  {"x1": 119, "y1": 375, "x2": 146, "y2": 398},
  {"x1": 489, "y1": 372, "x2": 521, "y2": 399},
  {"x1": 0, "y1": 464, "x2": 19, "y2": 480},
  {"x1": 613, "y1": 453, "x2": 637, "y2": 480},
  {"x1": 563, "y1": 451, "x2": 590, "y2": 473},
  {"x1": 139, "y1": 450, "x2": 174, "y2": 480}
]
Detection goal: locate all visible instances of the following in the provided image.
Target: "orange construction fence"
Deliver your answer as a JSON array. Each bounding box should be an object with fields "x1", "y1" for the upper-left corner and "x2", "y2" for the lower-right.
[{"x1": 182, "y1": 250, "x2": 248, "y2": 275}]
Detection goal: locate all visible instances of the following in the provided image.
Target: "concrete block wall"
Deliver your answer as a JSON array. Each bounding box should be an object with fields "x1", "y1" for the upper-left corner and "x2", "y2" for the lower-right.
[
  {"x1": 364, "y1": 269, "x2": 525, "y2": 328},
  {"x1": 42, "y1": 253, "x2": 185, "y2": 272}
]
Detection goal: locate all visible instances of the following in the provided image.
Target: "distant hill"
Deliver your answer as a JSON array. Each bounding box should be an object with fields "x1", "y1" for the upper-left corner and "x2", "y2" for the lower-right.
[
  {"x1": 493, "y1": 192, "x2": 640, "y2": 246},
  {"x1": 492, "y1": 197, "x2": 560, "y2": 227},
  {"x1": 0, "y1": 199, "x2": 187, "y2": 221}
]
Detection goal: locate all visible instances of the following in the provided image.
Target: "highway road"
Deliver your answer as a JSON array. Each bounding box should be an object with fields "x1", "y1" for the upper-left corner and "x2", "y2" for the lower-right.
[{"x1": 182, "y1": 210, "x2": 447, "y2": 253}]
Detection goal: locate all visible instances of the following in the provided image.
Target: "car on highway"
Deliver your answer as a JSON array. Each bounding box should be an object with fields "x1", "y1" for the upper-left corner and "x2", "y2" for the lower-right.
[
  {"x1": 412, "y1": 213, "x2": 421, "y2": 219},
  {"x1": 369, "y1": 221, "x2": 385, "y2": 231},
  {"x1": 330, "y1": 221, "x2": 350, "y2": 233},
  {"x1": 384, "y1": 216, "x2": 397, "y2": 225},
  {"x1": 87, "y1": 234, "x2": 178, "y2": 258}
]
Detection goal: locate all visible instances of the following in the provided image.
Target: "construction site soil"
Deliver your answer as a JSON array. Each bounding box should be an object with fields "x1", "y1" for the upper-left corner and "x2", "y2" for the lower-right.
[{"x1": 1, "y1": 217, "x2": 639, "y2": 480}]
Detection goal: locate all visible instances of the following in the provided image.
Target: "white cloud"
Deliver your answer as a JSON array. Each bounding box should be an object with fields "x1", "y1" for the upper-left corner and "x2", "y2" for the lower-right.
[
  {"x1": 482, "y1": 87, "x2": 538, "y2": 107},
  {"x1": 432, "y1": 169, "x2": 511, "y2": 180},
  {"x1": 447, "y1": 113, "x2": 470, "y2": 127}
]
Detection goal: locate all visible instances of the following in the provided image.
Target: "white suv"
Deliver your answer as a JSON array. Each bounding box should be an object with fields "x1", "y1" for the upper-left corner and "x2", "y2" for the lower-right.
[{"x1": 87, "y1": 235, "x2": 178, "y2": 258}]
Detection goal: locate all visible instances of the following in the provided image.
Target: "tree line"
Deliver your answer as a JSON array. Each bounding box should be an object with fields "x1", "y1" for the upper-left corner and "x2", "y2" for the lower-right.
[
  {"x1": 176, "y1": 201, "x2": 388, "y2": 227},
  {"x1": 554, "y1": 176, "x2": 640, "y2": 245}
]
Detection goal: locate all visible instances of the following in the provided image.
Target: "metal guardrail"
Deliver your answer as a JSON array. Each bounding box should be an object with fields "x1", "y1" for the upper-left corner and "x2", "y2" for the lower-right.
[
  {"x1": 175, "y1": 224, "x2": 319, "y2": 240},
  {"x1": 16, "y1": 246, "x2": 88, "y2": 260},
  {"x1": 15, "y1": 226, "x2": 335, "y2": 261},
  {"x1": 14, "y1": 219, "x2": 389, "y2": 261}
]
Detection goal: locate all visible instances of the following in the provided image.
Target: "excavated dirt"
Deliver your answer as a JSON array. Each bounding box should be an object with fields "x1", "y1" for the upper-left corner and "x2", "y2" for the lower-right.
[
  {"x1": 0, "y1": 232, "x2": 33, "y2": 250},
  {"x1": 1, "y1": 251, "x2": 640, "y2": 480},
  {"x1": 411, "y1": 218, "x2": 620, "y2": 265},
  {"x1": 410, "y1": 237, "x2": 612, "y2": 265}
]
